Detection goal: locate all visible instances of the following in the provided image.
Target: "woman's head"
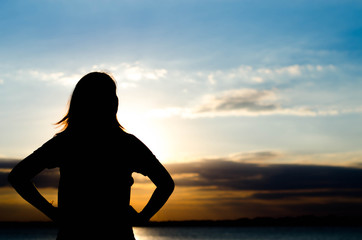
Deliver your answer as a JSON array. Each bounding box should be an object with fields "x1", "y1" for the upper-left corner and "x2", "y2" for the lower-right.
[{"x1": 57, "y1": 72, "x2": 124, "y2": 132}]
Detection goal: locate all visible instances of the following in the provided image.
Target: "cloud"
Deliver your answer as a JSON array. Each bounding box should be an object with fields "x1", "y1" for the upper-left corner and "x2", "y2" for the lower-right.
[
  {"x1": 92, "y1": 62, "x2": 167, "y2": 84},
  {"x1": 194, "y1": 89, "x2": 279, "y2": 114},
  {"x1": 149, "y1": 88, "x2": 340, "y2": 118},
  {"x1": 6, "y1": 62, "x2": 360, "y2": 119},
  {"x1": 27, "y1": 70, "x2": 82, "y2": 86},
  {"x1": 167, "y1": 159, "x2": 362, "y2": 191},
  {"x1": 229, "y1": 151, "x2": 282, "y2": 162},
  {"x1": 0, "y1": 159, "x2": 59, "y2": 188},
  {"x1": 250, "y1": 190, "x2": 362, "y2": 200},
  {"x1": 164, "y1": 153, "x2": 362, "y2": 217},
  {"x1": 145, "y1": 63, "x2": 362, "y2": 118},
  {"x1": 0, "y1": 159, "x2": 18, "y2": 169},
  {"x1": 2, "y1": 152, "x2": 362, "y2": 193},
  {"x1": 200, "y1": 64, "x2": 336, "y2": 85},
  {"x1": 2, "y1": 153, "x2": 362, "y2": 218},
  {"x1": 9, "y1": 62, "x2": 168, "y2": 88}
]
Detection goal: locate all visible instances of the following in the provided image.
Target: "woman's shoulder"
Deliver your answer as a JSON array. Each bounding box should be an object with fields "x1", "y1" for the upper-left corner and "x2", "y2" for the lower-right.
[
  {"x1": 116, "y1": 129, "x2": 137, "y2": 140},
  {"x1": 37, "y1": 132, "x2": 69, "y2": 150},
  {"x1": 53, "y1": 128, "x2": 140, "y2": 147},
  {"x1": 53, "y1": 131, "x2": 72, "y2": 143}
]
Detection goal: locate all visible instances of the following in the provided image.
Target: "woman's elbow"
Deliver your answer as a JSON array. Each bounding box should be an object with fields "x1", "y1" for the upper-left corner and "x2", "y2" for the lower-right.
[
  {"x1": 7, "y1": 169, "x2": 24, "y2": 187},
  {"x1": 156, "y1": 176, "x2": 175, "y2": 194},
  {"x1": 164, "y1": 177, "x2": 175, "y2": 194}
]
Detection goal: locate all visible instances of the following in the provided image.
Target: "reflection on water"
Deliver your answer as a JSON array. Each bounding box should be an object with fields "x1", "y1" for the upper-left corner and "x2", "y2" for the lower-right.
[
  {"x1": 134, "y1": 227, "x2": 243, "y2": 240},
  {"x1": 134, "y1": 226, "x2": 362, "y2": 240}
]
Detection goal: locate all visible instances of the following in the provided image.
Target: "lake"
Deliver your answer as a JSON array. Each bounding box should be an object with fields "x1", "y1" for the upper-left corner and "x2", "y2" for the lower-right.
[{"x1": 1, "y1": 226, "x2": 362, "y2": 239}]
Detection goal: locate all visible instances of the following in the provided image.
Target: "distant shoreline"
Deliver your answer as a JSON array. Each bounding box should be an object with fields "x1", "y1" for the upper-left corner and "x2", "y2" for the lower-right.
[{"x1": 1, "y1": 216, "x2": 362, "y2": 228}]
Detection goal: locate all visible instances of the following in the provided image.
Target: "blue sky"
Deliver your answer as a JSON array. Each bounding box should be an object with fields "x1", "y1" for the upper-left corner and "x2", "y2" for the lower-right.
[
  {"x1": 1, "y1": 0, "x2": 361, "y2": 159},
  {"x1": 1, "y1": 0, "x2": 362, "y2": 220}
]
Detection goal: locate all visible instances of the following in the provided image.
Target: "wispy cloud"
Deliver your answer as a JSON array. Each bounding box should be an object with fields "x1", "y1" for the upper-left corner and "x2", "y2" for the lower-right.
[
  {"x1": 229, "y1": 151, "x2": 283, "y2": 163},
  {"x1": 149, "y1": 88, "x2": 344, "y2": 118},
  {"x1": 141, "y1": 63, "x2": 362, "y2": 118},
  {"x1": 3, "y1": 62, "x2": 361, "y2": 119},
  {"x1": 27, "y1": 70, "x2": 83, "y2": 87},
  {"x1": 195, "y1": 88, "x2": 278, "y2": 113},
  {"x1": 92, "y1": 62, "x2": 168, "y2": 86},
  {"x1": 201, "y1": 64, "x2": 336, "y2": 85},
  {"x1": 7, "y1": 62, "x2": 168, "y2": 88}
]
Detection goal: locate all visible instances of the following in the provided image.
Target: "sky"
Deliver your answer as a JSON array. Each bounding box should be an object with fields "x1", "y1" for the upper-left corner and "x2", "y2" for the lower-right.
[{"x1": 1, "y1": 0, "x2": 362, "y2": 221}]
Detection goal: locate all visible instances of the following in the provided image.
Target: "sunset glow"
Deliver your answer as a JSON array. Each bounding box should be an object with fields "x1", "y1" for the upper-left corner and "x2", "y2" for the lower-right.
[{"x1": 1, "y1": 0, "x2": 362, "y2": 222}]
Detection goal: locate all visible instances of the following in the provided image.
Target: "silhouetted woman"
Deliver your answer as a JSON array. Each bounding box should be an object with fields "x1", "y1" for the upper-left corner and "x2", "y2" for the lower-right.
[{"x1": 8, "y1": 72, "x2": 175, "y2": 239}]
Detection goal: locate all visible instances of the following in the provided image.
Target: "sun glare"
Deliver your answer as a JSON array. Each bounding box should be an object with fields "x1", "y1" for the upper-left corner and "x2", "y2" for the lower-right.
[{"x1": 118, "y1": 113, "x2": 171, "y2": 163}]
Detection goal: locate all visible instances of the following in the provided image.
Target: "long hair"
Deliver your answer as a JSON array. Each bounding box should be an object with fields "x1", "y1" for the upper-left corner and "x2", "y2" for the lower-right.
[{"x1": 56, "y1": 72, "x2": 125, "y2": 133}]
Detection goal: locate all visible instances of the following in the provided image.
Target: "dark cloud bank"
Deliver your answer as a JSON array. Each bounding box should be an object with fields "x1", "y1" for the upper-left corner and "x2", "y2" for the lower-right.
[
  {"x1": 1, "y1": 158, "x2": 362, "y2": 192},
  {"x1": 167, "y1": 160, "x2": 362, "y2": 191},
  {"x1": 0, "y1": 160, "x2": 59, "y2": 188},
  {"x1": 166, "y1": 158, "x2": 362, "y2": 216},
  {"x1": 1, "y1": 157, "x2": 362, "y2": 216}
]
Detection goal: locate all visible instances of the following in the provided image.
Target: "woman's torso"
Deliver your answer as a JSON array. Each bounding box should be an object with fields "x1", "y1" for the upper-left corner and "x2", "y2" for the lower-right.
[{"x1": 53, "y1": 129, "x2": 138, "y2": 239}]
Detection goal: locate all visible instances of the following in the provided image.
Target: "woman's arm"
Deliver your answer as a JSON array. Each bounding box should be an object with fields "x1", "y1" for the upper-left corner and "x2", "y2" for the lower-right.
[
  {"x1": 137, "y1": 162, "x2": 174, "y2": 222},
  {"x1": 8, "y1": 156, "x2": 58, "y2": 222}
]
